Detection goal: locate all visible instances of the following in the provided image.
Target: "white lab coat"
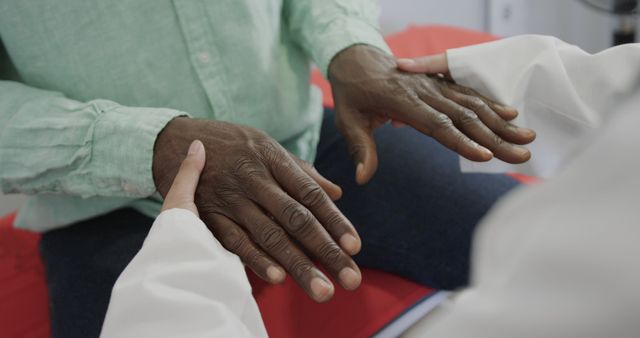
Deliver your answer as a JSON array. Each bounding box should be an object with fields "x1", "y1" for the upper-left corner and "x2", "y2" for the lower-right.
[
  {"x1": 406, "y1": 36, "x2": 640, "y2": 338},
  {"x1": 100, "y1": 208, "x2": 268, "y2": 338}
]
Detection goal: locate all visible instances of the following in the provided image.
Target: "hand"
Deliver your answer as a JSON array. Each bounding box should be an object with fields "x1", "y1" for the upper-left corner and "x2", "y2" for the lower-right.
[
  {"x1": 328, "y1": 45, "x2": 536, "y2": 184},
  {"x1": 153, "y1": 118, "x2": 362, "y2": 302},
  {"x1": 160, "y1": 139, "x2": 206, "y2": 216}
]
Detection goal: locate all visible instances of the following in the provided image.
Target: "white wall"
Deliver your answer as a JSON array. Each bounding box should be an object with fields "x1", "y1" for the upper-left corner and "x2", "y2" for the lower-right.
[
  {"x1": 379, "y1": 0, "x2": 627, "y2": 53},
  {"x1": 379, "y1": 0, "x2": 488, "y2": 34}
]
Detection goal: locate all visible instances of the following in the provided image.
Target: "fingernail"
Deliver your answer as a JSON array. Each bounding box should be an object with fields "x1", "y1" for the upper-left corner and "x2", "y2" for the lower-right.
[
  {"x1": 515, "y1": 147, "x2": 531, "y2": 158},
  {"x1": 188, "y1": 140, "x2": 202, "y2": 155},
  {"x1": 340, "y1": 234, "x2": 361, "y2": 255},
  {"x1": 310, "y1": 277, "x2": 334, "y2": 302},
  {"x1": 339, "y1": 267, "x2": 362, "y2": 291},
  {"x1": 471, "y1": 142, "x2": 493, "y2": 159},
  {"x1": 520, "y1": 128, "x2": 536, "y2": 138},
  {"x1": 396, "y1": 58, "x2": 415, "y2": 66},
  {"x1": 267, "y1": 266, "x2": 285, "y2": 283}
]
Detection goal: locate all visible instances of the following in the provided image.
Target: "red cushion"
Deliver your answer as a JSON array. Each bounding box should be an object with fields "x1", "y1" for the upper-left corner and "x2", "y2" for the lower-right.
[
  {"x1": 0, "y1": 213, "x2": 50, "y2": 338},
  {"x1": 0, "y1": 25, "x2": 526, "y2": 338}
]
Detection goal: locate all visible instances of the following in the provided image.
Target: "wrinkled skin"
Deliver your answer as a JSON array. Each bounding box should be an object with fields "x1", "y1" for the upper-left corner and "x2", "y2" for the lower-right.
[
  {"x1": 152, "y1": 44, "x2": 537, "y2": 303},
  {"x1": 329, "y1": 45, "x2": 536, "y2": 184},
  {"x1": 153, "y1": 118, "x2": 361, "y2": 303}
]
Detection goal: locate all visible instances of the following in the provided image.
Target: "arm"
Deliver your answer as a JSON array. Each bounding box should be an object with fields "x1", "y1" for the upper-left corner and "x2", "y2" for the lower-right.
[
  {"x1": 101, "y1": 142, "x2": 268, "y2": 338},
  {"x1": 0, "y1": 80, "x2": 184, "y2": 197},
  {"x1": 399, "y1": 36, "x2": 640, "y2": 177}
]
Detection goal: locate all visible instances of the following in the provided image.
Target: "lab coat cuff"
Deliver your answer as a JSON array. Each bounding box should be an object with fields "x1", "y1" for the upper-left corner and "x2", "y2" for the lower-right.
[{"x1": 91, "y1": 102, "x2": 189, "y2": 198}]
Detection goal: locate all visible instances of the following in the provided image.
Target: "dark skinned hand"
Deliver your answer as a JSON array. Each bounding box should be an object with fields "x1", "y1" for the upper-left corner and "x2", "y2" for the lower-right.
[
  {"x1": 328, "y1": 45, "x2": 537, "y2": 184},
  {"x1": 153, "y1": 118, "x2": 362, "y2": 303}
]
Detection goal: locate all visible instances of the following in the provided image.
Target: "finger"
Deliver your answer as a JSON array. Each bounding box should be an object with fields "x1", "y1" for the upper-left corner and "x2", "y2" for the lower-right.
[
  {"x1": 393, "y1": 97, "x2": 494, "y2": 162},
  {"x1": 448, "y1": 83, "x2": 520, "y2": 121},
  {"x1": 230, "y1": 201, "x2": 338, "y2": 302},
  {"x1": 396, "y1": 54, "x2": 449, "y2": 74},
  {"x1": 161, "y1": 140, "x2": 206, "y2": 215},
  {"x1": 290, "y1": 155, "x2": 343, "y2": 201},
  {"x1": 426, "y1": 95, "x2": 532, "y2": 164},
  {"x1": 335, "y1": 106, "x2": 378, "y2": 185},
  {"x1": 270, "y1": 154, "x2": 362, "y2": 257},
  {"x1": 205, "y1": 213, "x2": 286, "y2": 285},
  {"x1": 247, "y1": 179, "x2": 361, "y2": 290},
  {"x1": 442, "y1": 88, "x2": 536, "y2": 145}
]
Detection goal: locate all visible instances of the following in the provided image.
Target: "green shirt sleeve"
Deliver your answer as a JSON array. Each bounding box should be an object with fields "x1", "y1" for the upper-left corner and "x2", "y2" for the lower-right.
[
  {"x1": 283, "y1": 0, "x2": 392, "y2": 77},
  {"x1": 0, "y1": 80, "x2": 186, "y2": 198}
]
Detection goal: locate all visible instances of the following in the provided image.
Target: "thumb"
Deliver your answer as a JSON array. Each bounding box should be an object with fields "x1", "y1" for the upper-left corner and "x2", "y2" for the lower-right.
[
  {"x1": 161, "y1": 140, "x2": 206, "y2": 215},
  {"x1": 396, "y1": 53, "x2": 449, "y2": 74},
  {"x1": 337, "y1": 112, "x2": 378, "y2": 185}
]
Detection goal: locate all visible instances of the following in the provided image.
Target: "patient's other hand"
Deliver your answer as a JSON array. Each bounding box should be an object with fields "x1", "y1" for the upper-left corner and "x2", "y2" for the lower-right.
[{"x1": 329, "y1": 46, "x2": 536, "y2": 184}]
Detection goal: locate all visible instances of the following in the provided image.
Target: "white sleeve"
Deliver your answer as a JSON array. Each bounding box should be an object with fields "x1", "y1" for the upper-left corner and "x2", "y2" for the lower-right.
[
  {"x1": 100, "y1": 209, "x2": 268, "y2": 338},
  {"x1": 414, "y1": 96, "x2": 640, "y2": 338},
  {"x1": 447, "y1": 35, "x2": 640, "y2": 177}
]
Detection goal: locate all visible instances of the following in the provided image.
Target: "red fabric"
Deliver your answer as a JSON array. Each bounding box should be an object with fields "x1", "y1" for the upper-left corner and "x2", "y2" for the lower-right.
[
  {"x1": 0, "y1": 213, "x2": 50, "y2": 338},
  {"x1": 0, "y1": 25, "x2": 536, "y2": 338},
  {"x1": 250, "y1": 270, "x2": 433, "y2": 338}
]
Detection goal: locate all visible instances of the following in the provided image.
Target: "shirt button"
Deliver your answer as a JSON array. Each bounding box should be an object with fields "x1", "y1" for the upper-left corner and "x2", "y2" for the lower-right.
[{"x1": 197, "y1": 52, "x2": 210, "y2": 64}]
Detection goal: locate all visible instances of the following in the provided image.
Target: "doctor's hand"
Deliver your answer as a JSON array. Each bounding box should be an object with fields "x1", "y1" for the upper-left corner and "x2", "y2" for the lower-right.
[
  {"x1": 160, "y1": 140, "x2": 206, "y2": 216},
  {"x1": 328, "y1": 45, "x2": 536, "y2": 184},
  {"x1": 152, "y1": 118, "x2": 362, "y2": 303}
]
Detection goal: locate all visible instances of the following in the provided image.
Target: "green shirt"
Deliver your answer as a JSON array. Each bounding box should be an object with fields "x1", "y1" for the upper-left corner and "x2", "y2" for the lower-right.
[{"x1": 0, "y1": 0, "x2": 390, "y2": 231}]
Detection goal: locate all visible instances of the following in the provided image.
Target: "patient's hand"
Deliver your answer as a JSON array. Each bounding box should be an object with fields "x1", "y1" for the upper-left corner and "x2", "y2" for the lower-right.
[
  {"x1": 328, "y1": 45, "x2": 536, "y2": 184},
  {"x1": 152, "y1": 118, "x2": 362, "y2": 303}
]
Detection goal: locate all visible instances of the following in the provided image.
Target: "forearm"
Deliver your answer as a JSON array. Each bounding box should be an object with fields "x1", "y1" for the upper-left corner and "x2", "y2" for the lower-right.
[
  {"x1": 0, "y1": 80, "x2": 185, "y2": 197},
  {"x1": 447, "y1": 36, "x2": 640, "y2": 177}
]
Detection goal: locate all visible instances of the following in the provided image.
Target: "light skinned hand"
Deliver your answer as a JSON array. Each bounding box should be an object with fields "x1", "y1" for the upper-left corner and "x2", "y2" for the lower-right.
[{"x1": 161, "y1": 139, "x2": 206, "y2": 216}]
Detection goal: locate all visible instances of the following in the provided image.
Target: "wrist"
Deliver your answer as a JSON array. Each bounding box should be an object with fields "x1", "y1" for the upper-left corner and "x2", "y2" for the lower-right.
[
  {"x1": 328, "y1": 44, "x2": 395, "y2": 84},
  {"x1": 152, "y1": 116, "x2": 193, "y2": 196}
]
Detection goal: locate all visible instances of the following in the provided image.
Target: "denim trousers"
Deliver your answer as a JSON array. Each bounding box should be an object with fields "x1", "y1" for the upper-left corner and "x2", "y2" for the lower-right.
[{"x1": 40, "y1": 109, "x2": 518, "y2": 338}]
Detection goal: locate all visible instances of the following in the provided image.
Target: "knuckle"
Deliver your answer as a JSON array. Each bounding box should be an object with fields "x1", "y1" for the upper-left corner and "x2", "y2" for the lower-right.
[
  {"x1": 233, "y1": 155, "x2": 266, "y2": 179},
  {"x1": 283, "y1": 203, "x2": 315, "y2": 234},
  {"x1": 431, "y1": 114, "x2": 454, "y2": 130},
  {"x1": 289, "y1": 258, "x2": 314, "y2": 279},
  {"x1": 457, "y1": 109, "x2": 480, "y2": 127},
  {"x1": 300, "y1": 184, "x2": 326, "y2": 208},
  {"x1": 324, "y1": 210, "x2": 345, "y2": 228},
  {"x1": 466, "y1": 97, "x2": 487, "y2": 111},
  {"x1": 256, "y1": 140, "x2": 283, "y2": 163},
  {"x1": 493, "y1": 133, "x2": 506, "y2": 147},
  {"x1": 222, "y1": 228, "x2": 249, "y2": 253},
  {"x1": 245, "y1": 248, "x2": 266, "y2": 269},
  {"x1": 318, "y1": 242, "x2": 343, "y2": 266},
  {"x1": 260, "y1": 226, "x2": 288, "y2": 251},
  {"x1": 347, "y1": 141, "x2": 368, "y2": 159}
]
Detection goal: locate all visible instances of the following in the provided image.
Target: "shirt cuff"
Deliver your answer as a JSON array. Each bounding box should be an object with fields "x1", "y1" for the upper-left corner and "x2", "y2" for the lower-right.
[
  {"x1": 90, "y1": 100, "x2": 188, "y2": 198},
  {"x1": 313, "y1": 19, "x2": 392, "y2": 77}
]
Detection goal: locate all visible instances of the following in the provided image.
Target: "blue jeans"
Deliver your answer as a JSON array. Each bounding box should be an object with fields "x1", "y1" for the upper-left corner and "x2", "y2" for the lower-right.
[{"x1": 40, "y1": 109, "x2": 518, "y2": 338}]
